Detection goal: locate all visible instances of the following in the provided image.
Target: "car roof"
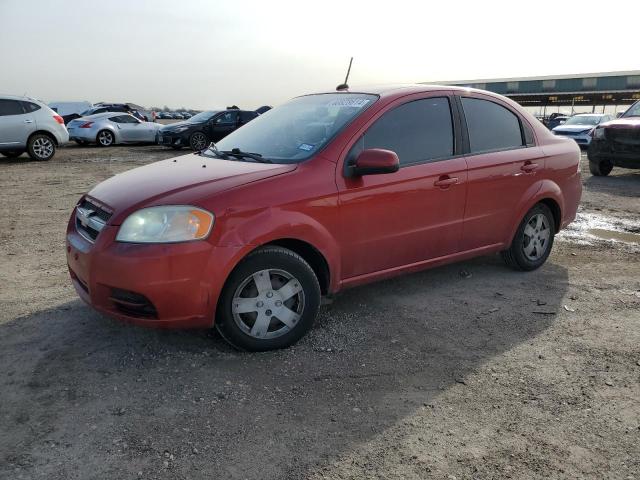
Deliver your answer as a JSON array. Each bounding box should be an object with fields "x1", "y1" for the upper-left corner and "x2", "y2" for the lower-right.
[
  {"x1": 84, "y1": 112, "x2": 131, "y2": 119},
  {"x1": 573, "y1": 113, "x2": 607, "y2": 116},
  {"x1": 307, "y1": 84, "x2": 513, "y2": 102},
  {"x1": 0, "y1": 94, "x2": 43, "y2": 103}
]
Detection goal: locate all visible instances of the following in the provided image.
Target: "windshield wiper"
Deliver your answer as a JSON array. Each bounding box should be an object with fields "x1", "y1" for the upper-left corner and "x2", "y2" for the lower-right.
[
  {"x1": 198, "y1": 142, "x2": 229, "y2": 159},
  {"x1": 222, "y1": 148, "x2": 272, "y2": 163}
]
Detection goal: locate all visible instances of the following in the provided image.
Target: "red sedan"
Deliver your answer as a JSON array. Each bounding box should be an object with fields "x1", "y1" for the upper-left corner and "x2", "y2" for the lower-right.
[{"x1": 66, "y1": 85, "x2": 582, "y2": 351}]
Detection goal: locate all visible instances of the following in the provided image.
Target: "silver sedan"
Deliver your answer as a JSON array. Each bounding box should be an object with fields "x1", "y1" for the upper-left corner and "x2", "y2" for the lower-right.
[{"x1": 67, "y1": 112, "x2": 162, "y2": 146}]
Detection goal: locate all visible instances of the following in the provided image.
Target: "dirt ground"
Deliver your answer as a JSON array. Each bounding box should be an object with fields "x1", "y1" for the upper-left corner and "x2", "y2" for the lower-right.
[{"x1": 0, "y1": 145, "x2": 638, "y2": 480}]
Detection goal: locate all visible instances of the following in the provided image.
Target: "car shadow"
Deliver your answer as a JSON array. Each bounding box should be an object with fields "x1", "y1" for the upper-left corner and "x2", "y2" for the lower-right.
[
  {"x1": 583, "y1": 168, "x2": 640, "y2": 198},
  {"x1": 0, "y1": 255, "x2": 568, "y2": 479}
]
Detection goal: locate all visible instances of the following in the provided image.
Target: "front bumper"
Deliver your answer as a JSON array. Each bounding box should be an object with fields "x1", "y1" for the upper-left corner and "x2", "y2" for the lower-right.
[
  {"x1": 588, "y1": 139, "x2": 640, "y2": 169},
  {"x1": 66, "y1": 211, "x2": 245, "y2": 329},
  {"x1": 554, "y1": 132, "x2": 592, "y2": 146},
  {"x1": 157, "y1": 132, "x2": 187, "y2": 147}
]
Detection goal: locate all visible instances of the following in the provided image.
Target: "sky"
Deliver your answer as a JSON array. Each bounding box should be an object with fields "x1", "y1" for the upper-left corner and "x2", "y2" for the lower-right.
[{"x1": 0, "y1": 0, "x2": 638, "y2": 110}]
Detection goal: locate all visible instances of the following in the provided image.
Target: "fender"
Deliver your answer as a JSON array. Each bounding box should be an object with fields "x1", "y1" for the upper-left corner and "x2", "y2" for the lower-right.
[
  {"x1": 505, "y1": 179, "x2": 565, "y2": 245},
  {"x1": 216, "y1": 206, "x2": 342, "y2": 292}
]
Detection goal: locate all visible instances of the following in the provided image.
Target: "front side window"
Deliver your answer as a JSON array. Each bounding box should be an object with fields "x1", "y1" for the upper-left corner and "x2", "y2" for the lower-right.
[
  {"x1": 214, "y1": 93, "x2": 377, "y2": 163},
  {"x1": 216, "y1": 111, "x2": 239, "y2": 124},
  {"x1": 0, "y1": 99, "x2": 25, "y2": 116},
  {"x1": 461, "y1": 97, "x2": 524, "y2": 153},
  {"x1": 357, "y1": 97, "x2": 454, "y2": 166}
]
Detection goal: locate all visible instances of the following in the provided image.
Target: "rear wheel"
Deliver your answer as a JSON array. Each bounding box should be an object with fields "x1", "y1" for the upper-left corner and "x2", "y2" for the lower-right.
[
  {"x1": 27, "y1": 134, "x2": 55, "y2": 161},
  {"x1": 96, "y1": 130, "x2": 114, "y2": 147},
  {"x1": 1, "y1": 150, "x2": 24, "y2": 158},
  {"x1": 215, "y1": 247, "x2": 321, "y2": 351},
  {"x1": 588, "y1": 158, "x2": 613, "y2": 176},
  {"x1": 502, "y1": 203, "x2": 555, "y2": 271},
  {"x1": 189, "y1": 132, "x2": 208, "y2": 151}
]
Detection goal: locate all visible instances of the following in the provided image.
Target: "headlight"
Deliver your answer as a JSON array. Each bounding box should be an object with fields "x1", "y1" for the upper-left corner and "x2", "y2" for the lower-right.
[
  {"x1": 592, "y1": 127, "x2": 605, "y2": 139},
  {"x1": 116, "y1": 206, "x2": 214, "y2": 243},
  {"x1": 173, "y1": 125, "x2": 190, "y2": 132}
]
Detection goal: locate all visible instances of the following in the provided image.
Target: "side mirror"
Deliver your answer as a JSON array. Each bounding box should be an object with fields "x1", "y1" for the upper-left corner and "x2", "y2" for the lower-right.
[{"x1": 351, "y1": 148, "x2": 400, "y2": 176}]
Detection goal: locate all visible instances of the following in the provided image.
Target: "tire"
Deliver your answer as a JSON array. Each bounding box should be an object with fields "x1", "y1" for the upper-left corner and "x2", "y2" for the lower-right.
[
  {"x1": 27, "y1": 134, "x2": 55, "y2": 161},
  {"x1": 189, "y1": 132, "x2": 208, "y2": 151},
  {"x1": 588, "y1": 158, "x2": 613, "y2": 176},
  {"x1": 215, "y1": 246, "x2": 321, "y2": 351},
  {"x1": 1, "y1": 150, "x2": 24, "y2": 158},
  {"x1": 96, "y1": 130, "x2": 115, "y2": 147},
  {"x1": 501, "y1": 203, "x2": 555, "y2": 271}
]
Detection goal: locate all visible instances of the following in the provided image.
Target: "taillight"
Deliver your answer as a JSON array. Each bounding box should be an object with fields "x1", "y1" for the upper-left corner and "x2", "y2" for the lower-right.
[
  {"x1": 53, "y1": 114, "x2": 64, "y2": 125},
  {"x1": 80, "y1": 122, "x2": 94, "y2": 128}
]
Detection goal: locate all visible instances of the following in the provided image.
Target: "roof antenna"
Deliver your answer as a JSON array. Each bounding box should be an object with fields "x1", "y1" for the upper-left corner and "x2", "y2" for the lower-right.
[{"x1": 336, "y1": 57, "x2": 353, "y2": 91}]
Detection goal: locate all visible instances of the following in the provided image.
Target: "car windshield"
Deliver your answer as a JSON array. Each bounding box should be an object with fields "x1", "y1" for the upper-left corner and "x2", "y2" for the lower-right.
[
  {"x1": 189, "y1": 110, "x2": 219, "y2": 122},
  {"x1": 563, "y1": 115, "x2": 602, "y2": 126},
  {"x1": 214, "y1": 93, "x2": 378, "y2": 163},
  {"x1": 622, "y1": 101, "x2": 640, "y2": 118}
]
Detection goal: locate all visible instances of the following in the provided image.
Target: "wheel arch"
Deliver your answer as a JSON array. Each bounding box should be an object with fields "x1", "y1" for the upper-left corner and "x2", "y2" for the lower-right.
[
  {"x1": 96, "y1": 127, "x2": 118, "y2": 144},
  {"x1": 28, "y1": 130, "x2": 58, "y2": 146}
]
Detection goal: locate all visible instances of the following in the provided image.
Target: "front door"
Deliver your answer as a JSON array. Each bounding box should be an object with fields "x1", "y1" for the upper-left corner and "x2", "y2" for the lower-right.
[
  {"x1": 0, "y1": 99, "x2": 35, "y2": 147},
  {"x1": 337, "y1": 95, "x2": 468, "y2": 279}
]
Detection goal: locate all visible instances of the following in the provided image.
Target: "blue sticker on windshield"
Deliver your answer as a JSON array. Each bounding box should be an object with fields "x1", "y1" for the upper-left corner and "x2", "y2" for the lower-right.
[{"x1": 298, "y1": 143, "x2": 314, "y2": 151}]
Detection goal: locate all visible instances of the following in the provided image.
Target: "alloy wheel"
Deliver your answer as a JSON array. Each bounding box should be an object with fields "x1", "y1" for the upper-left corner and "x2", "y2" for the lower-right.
[
  {"x1": 231, "y1": 269, "x2": 305, "y2": 339},
  {"x1": 98, "y1": 131, "x2": 114, "y2": 146},
  {"x1": 33, "y1": 137, "x2": 54, "y2": 159},
  {"x1": 522, "y1": 213, "x2": 550, "y2": 261},
  {"x1": 191, "y1": 133, "x2": 207, "y2": 151}
]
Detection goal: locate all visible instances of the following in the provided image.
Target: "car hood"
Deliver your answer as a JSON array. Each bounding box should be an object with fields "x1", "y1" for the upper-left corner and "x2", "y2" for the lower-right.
[
  {"x1": 553, "y1": 124, "x2": 594, "y2": 133},
  {"x1": 601, "y1": 117, "x2": 640, "y2": 129},
  {"x1": 88, "y1": 155, "x2": 297, "y2": 223}
]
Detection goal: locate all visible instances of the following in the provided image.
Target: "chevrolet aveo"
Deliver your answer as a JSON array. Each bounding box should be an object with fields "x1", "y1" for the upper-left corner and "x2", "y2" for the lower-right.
[{"x1": 66, "y1": 85, "x2": 582, "y2": 351}]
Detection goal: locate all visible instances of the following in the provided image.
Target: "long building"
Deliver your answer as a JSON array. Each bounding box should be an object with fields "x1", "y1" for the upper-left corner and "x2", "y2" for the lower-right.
[{"x1": 430, "y1": 70, "x2": 640, "y2": 110}]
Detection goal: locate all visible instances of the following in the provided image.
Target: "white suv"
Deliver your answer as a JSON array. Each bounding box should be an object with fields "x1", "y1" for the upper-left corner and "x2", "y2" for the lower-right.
[{"x1": 0, "y1": 95, "x2": 69, "y2": 161}]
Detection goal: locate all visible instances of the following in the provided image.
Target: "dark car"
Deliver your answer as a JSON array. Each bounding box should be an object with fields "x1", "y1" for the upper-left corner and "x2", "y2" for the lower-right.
[
  {"x1": 157, "y1": 109, "x2": 259, "y2": 150},
  {"x1": 63, "y1": 103, "x2": 143, "y2": 125},
  {"x1": 587, "y1": 100, "x2": 640, "y2": 176},
  {"x1": 546, "y1": 115, "x2": 569, "y2": 130}
]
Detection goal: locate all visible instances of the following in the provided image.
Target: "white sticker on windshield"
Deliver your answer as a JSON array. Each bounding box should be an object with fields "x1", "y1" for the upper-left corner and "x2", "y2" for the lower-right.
[{"x1": 326, "y1": 98, "x2": 370, "y2": 108}]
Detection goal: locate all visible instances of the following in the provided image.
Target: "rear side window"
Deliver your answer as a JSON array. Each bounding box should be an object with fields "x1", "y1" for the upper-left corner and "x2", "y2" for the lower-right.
[
  {"x1": 361, "y1": 97, "x2": 454, "y2": 165},
  {"x1": 110, "y1": 115, "x2": 138, "y2": 124},
  {"x1": 461, "y1": 97, "x2": 524, "y2": 153},
  {"x1": 21, "y1": 101, "x2": 41, "y2": 113},
  {"x1": 240, "y1": 111, "x2": 258, "y2": 122},
  {"x1": 0, "y1": 99, "x2": 25, "y2": 116}
]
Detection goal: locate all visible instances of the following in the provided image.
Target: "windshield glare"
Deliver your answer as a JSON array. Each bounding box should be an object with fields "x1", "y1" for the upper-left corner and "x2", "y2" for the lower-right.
[
  {"x1": 189, "y1": 110, "x2": 219, "y2": 122},
  {"x1": 622, "y1": 101, "x2": 640, "y2": 118},
  {"x1": 215, "y1": 93, "x2": 377, "y2": 163},
  {"x1": 563, "y1": 115, "x2": 602, "y2": 126}
]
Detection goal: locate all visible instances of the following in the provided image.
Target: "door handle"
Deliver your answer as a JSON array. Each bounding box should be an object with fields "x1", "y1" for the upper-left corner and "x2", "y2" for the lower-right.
[
  {"x1": 434, "y1": 176, "x2": 459, "y2": 188},
  {"x1": 24, "y1": 119, "x2": 33, "y2": 124},
  {"x1": 521, "y1": 163, "x2": 540, "y2": 173}
]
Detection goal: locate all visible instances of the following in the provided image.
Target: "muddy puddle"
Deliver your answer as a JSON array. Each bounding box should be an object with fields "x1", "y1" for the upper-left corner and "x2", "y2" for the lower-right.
[{"x1": 558, "y1": 210, "x2": 640, "y2": 250}]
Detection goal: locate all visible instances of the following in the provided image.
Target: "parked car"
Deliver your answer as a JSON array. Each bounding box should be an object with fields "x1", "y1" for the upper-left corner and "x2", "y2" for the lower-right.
[
  {"x1": 547, "y1": 115, "x2": 570, "y2": 130},
  {"x1": 63, "y1": 103, "x2": 132, "y2": 125},
  {"x1": 173, "y1": 113, "x2": 184, "y2": 120},
  {"x1": 66, "y1": 85, "x2": 581, "y2": 351},
  {"x1": 66, "y1": 112, "x2": 161, "y2": 146},
  {"x1": 156, "y1": 112, "x2": 171, "y2": 119},
  {"x1": 255, "y1": 105, "x2": 272, "y2": 115},
  {"x1": 49, "y1": 101, "x2": 92, "y2": 121},
  {"x1": 552, "y1": 113, "x2": 613, "y2": 147},
  {"x1": 181, "y1": 112, "x2": 192, "y2": 119},
  {"x1": 157, "y1": 109, "x2": 259, "y2": 150},
  {"x1": 587, "y1": 100, "x2": 640, "y2": 176},
  {"x1": 0, "y1": 94, "x2": 69, "y2": 161}
]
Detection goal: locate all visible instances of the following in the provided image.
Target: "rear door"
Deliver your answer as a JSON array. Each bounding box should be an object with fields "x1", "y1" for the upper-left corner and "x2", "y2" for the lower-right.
[
  {"x1": 0, "y1": 99, "x2": 35, "y2": 147},
  {"x1": 337, "y1": 94, "x2": 468, "y2": 278},
  {"x1": 457, "y1": 94, "x2": 545, "y2": 250}
]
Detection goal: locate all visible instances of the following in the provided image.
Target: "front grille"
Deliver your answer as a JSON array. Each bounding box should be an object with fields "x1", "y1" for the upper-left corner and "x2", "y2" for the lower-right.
[
  {"x1": 76, "y1": 198, "x2": 112, "y2": 242},
  {"x1": 605, "y1": 128, "x2": 640, "y2": 153},
  {"x1": 109, "y1": 288, "x2": 158, "y2": 319}
]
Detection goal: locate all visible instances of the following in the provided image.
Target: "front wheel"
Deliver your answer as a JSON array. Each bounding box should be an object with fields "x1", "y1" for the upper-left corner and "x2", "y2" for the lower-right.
[
  {"x1": 501, "y1": 203, "x2": 555, "y2": 271},
  {"x1": 588, "y1": 158, "x2": 613, "y2": 176},
  {"x1": 189, "y1": 132, "x2": 208, "y2": 151},
  {"x1": 215, "y1": 247, "x2": 321, "y2": 351},
  {"x1": 1, "y1": 150, "x2": 24, "y2": 158}
]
